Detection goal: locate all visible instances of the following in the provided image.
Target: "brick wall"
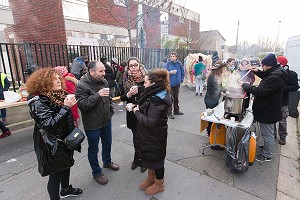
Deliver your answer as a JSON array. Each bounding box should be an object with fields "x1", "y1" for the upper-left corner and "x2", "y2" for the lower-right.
[
  {"x1": 168, "y1": 13, "x2": 200, "y2": 49},
  {"x1": 8, "y1": 0, "x2": 66, "y2": 44},
  {"x1": 142, "y1": 4, "x2": 160, "y2": 48},
  {"x1": 89, "y1": 0, "x2": 137, "y2": 31}
]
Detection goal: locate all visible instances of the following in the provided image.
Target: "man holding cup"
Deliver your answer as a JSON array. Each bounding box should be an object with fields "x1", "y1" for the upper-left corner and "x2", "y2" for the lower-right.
[{"x1": 76, "y1": 61, "x2": 119, "y2": 185}]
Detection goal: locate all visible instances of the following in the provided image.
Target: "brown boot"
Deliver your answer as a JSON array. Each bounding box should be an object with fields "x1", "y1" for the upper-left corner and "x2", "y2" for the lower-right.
[
  {"x1": 139, "y1": 169, "x2": 155, "y2": 190},
  {"x1": 144, "y1": 178, "x2": 164, "y2": 195}
]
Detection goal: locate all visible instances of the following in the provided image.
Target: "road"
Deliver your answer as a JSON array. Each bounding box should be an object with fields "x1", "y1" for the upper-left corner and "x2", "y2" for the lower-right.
[{"x1": 0, "y1": 86, "x2": 283, "y2": 200}]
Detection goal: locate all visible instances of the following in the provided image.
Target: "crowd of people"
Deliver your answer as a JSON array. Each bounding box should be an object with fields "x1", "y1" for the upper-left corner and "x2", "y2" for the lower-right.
[{"x1": 0, "y1": 50, "x2": 297, "y2": 199}]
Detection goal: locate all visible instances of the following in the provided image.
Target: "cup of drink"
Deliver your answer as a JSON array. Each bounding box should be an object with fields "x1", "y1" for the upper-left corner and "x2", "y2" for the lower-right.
[
  {"x1": 127, "y1": 103, "x2": 133, "y2": 112},
  {"x1": 67, "y1": 94, "x2": 75, "y2": 100},
  {"x1": 230, "y1": 117, "x2": 235, "y2": 122}
]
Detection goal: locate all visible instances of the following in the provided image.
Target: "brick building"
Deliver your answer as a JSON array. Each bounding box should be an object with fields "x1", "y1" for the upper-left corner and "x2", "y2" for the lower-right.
[{"x1": 1, "y1": 0, "x2": 200, "y2": 49}]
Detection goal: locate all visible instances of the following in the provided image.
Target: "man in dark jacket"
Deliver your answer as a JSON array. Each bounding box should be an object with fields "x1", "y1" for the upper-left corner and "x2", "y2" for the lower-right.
[
  {"x1": 75, "y1": 61, "x2": 119, "y2": 185},
  {"x1": 240, "y1": 53, "x2": 288, "y2": 162},
  {"x1": 275, "y1": 56, "x2": 299, "y2": 145},
  {"x1": 164, "y1": 52, "x2": 184, "y2": 119}
]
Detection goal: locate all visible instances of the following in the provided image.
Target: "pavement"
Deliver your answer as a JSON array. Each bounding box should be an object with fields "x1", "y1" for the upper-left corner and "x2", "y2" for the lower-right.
[{"x1": 0, "y1": 86, "x2": 299, "y2": 200}]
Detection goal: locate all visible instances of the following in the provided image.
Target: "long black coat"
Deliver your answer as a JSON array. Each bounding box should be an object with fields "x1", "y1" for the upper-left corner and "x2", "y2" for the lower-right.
[
  {"x1": 282, "y1": 67, "x2": 299, "y2": 106},
  {"x1": 120, "y1": 82, "x2": 144, "y2": 130},
  {"x1": 134, "y1": 84, "x2": 172, "y2": 164},
  {"x1": 242, "y1": 66, "x2": 288, "y2": 123},
  {"x1": 28, "y1": 95, "x2": 75, "y2": 176}
]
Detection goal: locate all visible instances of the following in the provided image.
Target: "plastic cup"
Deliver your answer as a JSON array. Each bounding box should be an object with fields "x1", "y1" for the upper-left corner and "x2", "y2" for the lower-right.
[
  {"x1": 127, "y1": 103, "x2": 133, "y2": 112},
  {"x1": 67, "y1": 94, "x2": 75, "y2": 100},
  {"x1": 230, "y1": 117, "x2": 235, "y2": 122},
  {"x1": 203, "y1": 112, "x2": 207, "y2": 117}
]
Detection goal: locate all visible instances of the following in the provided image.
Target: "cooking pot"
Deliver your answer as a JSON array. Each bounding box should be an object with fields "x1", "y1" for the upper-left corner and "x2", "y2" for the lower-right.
[{"x1": 224, "y1": 93, "x2": 246, "y2": 115}]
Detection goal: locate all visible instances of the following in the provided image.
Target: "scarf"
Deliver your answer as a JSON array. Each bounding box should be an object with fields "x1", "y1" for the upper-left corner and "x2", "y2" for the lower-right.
[
  {"x1": 138, "y1": 82, "x2": 165, "y2": 105},
  {"x1": 123, "y1": 64, "x2": 147, "y2": 92},
  {"x1": 40, "y1": 89, "x2": 67, "y2": 107}
]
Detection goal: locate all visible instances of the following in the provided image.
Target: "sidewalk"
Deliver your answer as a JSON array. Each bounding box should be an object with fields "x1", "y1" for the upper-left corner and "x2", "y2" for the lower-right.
[{"x1": 0, "y1": 86, "x2": 299, "y2": 200}]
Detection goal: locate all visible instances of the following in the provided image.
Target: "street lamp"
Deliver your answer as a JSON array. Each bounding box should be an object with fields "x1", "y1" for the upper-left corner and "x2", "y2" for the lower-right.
[{"x1": 275, "y1": 20, "x2": 281, "y2": 53}]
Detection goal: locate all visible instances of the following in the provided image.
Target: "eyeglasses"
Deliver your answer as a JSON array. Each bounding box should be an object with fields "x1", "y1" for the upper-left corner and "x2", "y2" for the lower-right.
[{"x1": 129, "y1": 63, "x2": 139, "y2": 68}]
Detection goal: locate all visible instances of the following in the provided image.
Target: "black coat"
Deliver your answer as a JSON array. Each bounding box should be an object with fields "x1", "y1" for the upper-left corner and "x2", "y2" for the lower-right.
[
  {"x1": 28, "y1": 95, "x2": 75, "y2": 176},
  {"x1": 120, "y1": 82, "x2": 145, "y2": 130},
  {"x1": 242, "y1": 66, "x2": 288, "y2": 123},
  {"x1": 204, "y1": 74, "x2": 225, "y2": 109},
  {"x1": 134, "y1": 83, "x2": 172, "y2": 164},
  {"x1": 104, "y1": 64, "x2": 116, "y2": 88},
  {"x1": 282, "y1": 67, "x2": 299, "y2": 106}
]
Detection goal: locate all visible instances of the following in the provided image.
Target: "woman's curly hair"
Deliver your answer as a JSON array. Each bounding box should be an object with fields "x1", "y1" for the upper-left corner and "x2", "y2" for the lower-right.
[{"x1": 26, "y1": 67, "x2": 65, "y2": 94}]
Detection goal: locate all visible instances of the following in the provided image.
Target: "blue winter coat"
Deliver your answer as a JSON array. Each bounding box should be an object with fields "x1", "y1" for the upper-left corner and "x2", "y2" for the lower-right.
[{"x1": 164, "y1": 60, "x2": 184, "y2": 87}]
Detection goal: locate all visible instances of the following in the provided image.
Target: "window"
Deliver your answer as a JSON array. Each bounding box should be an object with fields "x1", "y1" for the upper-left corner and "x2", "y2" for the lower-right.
[
  {"x1": 114, "y1": 0, "x2": 126, "y2": 7},
  {"x1": 179, "y1": 16, "x2": 184, "y2": 24}
]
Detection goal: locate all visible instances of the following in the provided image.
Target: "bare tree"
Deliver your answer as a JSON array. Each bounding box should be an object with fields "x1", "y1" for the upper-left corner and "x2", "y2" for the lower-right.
[{"x1": 90, "y1": 0, "x2": 173, "y2": 48}]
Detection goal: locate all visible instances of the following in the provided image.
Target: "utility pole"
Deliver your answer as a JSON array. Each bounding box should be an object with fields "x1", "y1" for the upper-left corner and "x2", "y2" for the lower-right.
[
  {"x1": 235, "y1": 19, "x2": 240, "y2": 56},
  {"x1": 274, "y1": 20, "x2": 281, "y2": 53}
]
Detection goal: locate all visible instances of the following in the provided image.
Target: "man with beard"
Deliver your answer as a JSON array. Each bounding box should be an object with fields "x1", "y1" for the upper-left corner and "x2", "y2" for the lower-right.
[{"x1": 76, "y1": 61, "x2": 119, "y2": 185}]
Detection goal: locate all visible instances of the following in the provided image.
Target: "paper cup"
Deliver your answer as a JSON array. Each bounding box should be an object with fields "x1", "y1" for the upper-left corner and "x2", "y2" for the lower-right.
[
  {"x1": 203, "y1": 112, "x2": 207, "y2": 117},
  {"x1": 67, "y1": 94, "x2": 75, "y2": 100},
  {"x1": 230, "y1": 117, "x2": 235, "y2": 122},
  {"x1": 127, "y1": 103, "x2": 133, "y2": 112}
]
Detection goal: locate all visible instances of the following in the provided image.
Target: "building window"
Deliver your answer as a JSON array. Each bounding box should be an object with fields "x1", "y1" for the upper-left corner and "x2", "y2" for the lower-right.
[
  {"x1": 0, "y1": 0, "x2": 9, "y2": 8},
  {"x1": 62, "y1": 0, "x2": 89, "y2": 22},
  {"x1": 179, "y1": 16, "x2": 184, "y2": 24},
  {"x1": 114, "y1": 0, "x2": 126, "y2": 7}
]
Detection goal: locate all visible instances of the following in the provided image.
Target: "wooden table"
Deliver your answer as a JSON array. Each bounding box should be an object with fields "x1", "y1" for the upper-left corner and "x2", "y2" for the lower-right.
[{"x1": 0, "y1": 101, "x2": 28, "y2": 109}]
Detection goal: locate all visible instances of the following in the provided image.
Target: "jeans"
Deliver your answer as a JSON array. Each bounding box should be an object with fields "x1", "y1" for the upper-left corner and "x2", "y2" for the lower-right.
[
  {"x1": 85, "y1": 120, "x2": 112, "y2": 177},
  {"x1": 260, "y1": 123, "x2": 275, "y2": 158},
  {"x1": 195, "y1": 75, "x2": 203, "y2": 94},
  {"x1": 0, "y1": 120, "x2": 8, "y2": 133},
  {"x1": 0, "y1": 109, "x2": 6, "y2": 118},
  {"x1": 47, "y1": 168, "x2": 70, "y2": 200}
]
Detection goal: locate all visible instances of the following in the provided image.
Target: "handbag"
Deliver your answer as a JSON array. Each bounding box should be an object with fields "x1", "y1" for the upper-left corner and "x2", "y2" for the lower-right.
[
  {"x1": 62, "y1": 127, "x2": 85, "y2": 151},
  {"x1": 36, "y1": 129, "x2": 74, "y2": 177}
]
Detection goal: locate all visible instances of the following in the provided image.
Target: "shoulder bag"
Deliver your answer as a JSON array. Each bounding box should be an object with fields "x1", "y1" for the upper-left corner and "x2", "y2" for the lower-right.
[{"x1": 62, "y1": 127, "x2": 85, "y2": 151}]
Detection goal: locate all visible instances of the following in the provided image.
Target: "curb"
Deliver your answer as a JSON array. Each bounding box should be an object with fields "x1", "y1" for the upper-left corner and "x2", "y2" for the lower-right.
[
  {"x1": 276, "y1": 116, "x2": 300, "y2": 200},
  {"x1": 7, "y1": 119, "x2": 35, "y2": 131}
]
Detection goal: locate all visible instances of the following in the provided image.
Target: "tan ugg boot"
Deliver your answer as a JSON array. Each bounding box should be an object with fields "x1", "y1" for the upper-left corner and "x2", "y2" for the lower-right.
[
  {"x1": 144, "y1": 178, "x2": 164, "y2": 195},
  {"x1": 139, "y1": 169, "x2": 155, "y2": 190}
]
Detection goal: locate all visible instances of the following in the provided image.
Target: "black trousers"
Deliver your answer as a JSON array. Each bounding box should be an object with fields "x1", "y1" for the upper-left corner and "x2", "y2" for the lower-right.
[
  {"x1": 169, "y1": 85, "x2": 180, "y2": 114},
  {"x1": 47, "y1": 168, "x2": 70, "y2": 200},
  {"x1": 155, "y1": 167, "x2": 164, "y2": 179}
]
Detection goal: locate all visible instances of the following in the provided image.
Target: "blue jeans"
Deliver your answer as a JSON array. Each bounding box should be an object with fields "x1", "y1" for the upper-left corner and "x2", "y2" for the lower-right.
[{"x1": 85, "y1": 120, "x2": 112, "y2": 177}]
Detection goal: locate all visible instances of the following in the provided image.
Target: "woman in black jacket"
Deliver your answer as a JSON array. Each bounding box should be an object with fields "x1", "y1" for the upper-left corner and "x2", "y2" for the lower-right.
[
  {"x1": 120, "y1": 57, "x2": 147, "y2": 172},
  {"x1": 133, "y1": 68, "x2": 172, "y2": 195},
  {"x1": 27, "y1": 68, "x2": 82, "y2": 200}
]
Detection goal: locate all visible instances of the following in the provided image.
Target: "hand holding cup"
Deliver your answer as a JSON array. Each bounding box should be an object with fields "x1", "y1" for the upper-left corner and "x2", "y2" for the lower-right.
[
  {"x1": 64, "y1": 94, "x2": 77, "y2": 107},
  {"x1": 99, "y1": 88, "x2": 110, "y2": 97}
]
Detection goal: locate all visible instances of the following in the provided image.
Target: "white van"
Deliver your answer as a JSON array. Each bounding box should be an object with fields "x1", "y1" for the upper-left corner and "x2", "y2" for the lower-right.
[
  {"x1": 284, "y1": 35, "x2": 300, "y2": 117},
  {"x1": 284, "y1": 35, "x2": 300, "y2": 77}
]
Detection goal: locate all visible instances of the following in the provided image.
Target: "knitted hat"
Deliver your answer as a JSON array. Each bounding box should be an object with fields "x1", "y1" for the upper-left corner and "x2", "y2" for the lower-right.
[
  {"x1": 277, "y1": 56, "x2": 288, "y2": 66},
  {"x1": 54, "y1": 66, "x2": 68, "y2": 76},
  {"x1": 261, "y1": 53, "x2": 278, "y2": 67}
]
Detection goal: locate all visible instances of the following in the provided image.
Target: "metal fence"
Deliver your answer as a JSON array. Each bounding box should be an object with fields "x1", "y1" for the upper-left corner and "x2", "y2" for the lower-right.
[{"x1": 0, "y1": 42, "x2": 199, "y2": 91}]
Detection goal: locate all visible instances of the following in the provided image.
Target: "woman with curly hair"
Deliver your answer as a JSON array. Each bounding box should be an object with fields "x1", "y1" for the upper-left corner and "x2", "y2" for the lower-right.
[
  {"x1": 26, "y1": 68, "x2": 82, "y2": 200},
  {"x1": 132, "y1": 68, "x2": 172, "y2": 195}
]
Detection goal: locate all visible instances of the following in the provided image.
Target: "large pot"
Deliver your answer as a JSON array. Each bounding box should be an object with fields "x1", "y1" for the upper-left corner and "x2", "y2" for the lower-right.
[{"x1": 224, "y1": 93, "x2": 245, "y2": 115}]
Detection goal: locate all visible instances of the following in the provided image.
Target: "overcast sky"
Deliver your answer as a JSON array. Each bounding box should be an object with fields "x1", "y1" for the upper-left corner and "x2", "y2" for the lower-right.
[{"x1": 174, "y1": 0, "x2": 300, "y2": 47}]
